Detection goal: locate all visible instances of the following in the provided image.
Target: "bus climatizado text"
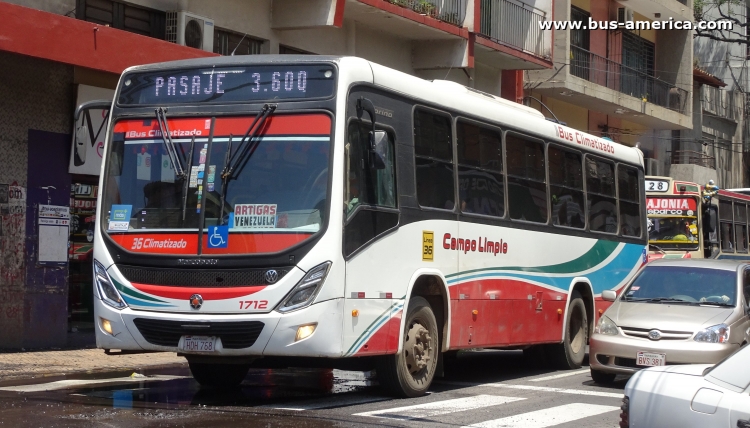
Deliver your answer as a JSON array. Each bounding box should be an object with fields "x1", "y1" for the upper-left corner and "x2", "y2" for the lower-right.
[
  {"x1": 646, "y1": 175, "x2": 750, "y2": 261},
  {"x1": 85, "y1": 56, "x2": 647, "y2": 397}
]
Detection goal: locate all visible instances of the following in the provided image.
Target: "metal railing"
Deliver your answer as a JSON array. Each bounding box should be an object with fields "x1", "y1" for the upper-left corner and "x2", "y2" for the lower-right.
[
  {"x1": 671, "y1": 150, "x2": 716, "y2": 169},
  {"x1": 571, "y1": 45, "x2": 689, "y2": 114},
  {"x1": 386, "y1": 0, "x2": 466, "y2": 26},
  {"x1": 478, "y1": 0, "x2": 548, "y2": 57},
  {"x1": 703, "y1": 86, "x2": 743, "y2": 121}
]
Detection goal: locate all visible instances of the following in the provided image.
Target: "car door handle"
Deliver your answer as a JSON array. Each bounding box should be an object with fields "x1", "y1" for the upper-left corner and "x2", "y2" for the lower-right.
[{"x1": 738, "y1": 419, "x2": 750, "y2": 428}]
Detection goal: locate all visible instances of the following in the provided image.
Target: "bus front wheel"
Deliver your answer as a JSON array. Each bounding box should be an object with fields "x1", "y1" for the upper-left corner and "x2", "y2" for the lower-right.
[
  {"x1": 377, "y1": 296, "x2": 439, "y2": 398},
  {"x1": 188, "y1": 361, "x2": 251, "y2": 389},
  {"x1": 549, "y1": 291, "x2": 588, "y2": 370}
]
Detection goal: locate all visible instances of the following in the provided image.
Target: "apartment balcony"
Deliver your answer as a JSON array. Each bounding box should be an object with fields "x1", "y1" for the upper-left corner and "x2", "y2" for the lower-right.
[
  {"x1": 528, "y1": 45, "x2": 692, "y2": 130},
  {"x1": 474, "y1": 0, "x2": 552, "y2": 69},
  {"x1": 702, "y1": 86, "x2": 743, "y2": 123},
  {"x1": 344, "y1": 0, "x2": 471, "y2": 69}
]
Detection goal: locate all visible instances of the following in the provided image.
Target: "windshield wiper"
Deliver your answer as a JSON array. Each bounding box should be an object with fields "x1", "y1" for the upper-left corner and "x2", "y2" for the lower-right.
[
  {"x1": 181, "y1": 136, "x2": 197, "y2": 222},
  {"x1": 218, "y1": 104, "x2": 276, "y2": 225},
  {"x1": 155, "y1": 107, "x2": 186, "y2": 178},
  {"x1": 698, "y1": 301, "x2": 734, "y2": 307},
  {"x1": 623, "y1": 297, "x2": 694, "y2": 304}
]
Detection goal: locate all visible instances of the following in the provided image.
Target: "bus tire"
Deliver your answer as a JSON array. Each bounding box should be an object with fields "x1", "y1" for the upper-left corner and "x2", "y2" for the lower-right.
[
  {"x1": 377, "y1": 296, "x2": 439, "y2": 398},
  {"x1": 549, "y1": 291, "x2": 588, "y2": 370},
  {"x1": 188, "y1": 361, "x2": 250, "y2": 389}
]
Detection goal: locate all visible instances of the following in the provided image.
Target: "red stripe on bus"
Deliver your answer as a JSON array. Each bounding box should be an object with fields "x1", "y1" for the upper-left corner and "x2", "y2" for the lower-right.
[
  {"x1": 354, "y1": 311, "x2": 402, "y2": 356},
  {"x1": 113, "y1": 114, "x2": 331, "y2": 137},
  {"x1": 130, "y1": 283, "x2": 265, "y2": 300},
  {"x1": 202, "y1": 233, "x2": 313, "y2": 254}
]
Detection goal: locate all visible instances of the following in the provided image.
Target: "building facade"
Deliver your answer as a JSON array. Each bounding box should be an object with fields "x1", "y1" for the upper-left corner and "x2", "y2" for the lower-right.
[
  {"x1": 525, "y1": 0, "x2": 694, "y2": 181},
  {"x1": 0, "y1": 0, "x2": 554, "y2": 348}
]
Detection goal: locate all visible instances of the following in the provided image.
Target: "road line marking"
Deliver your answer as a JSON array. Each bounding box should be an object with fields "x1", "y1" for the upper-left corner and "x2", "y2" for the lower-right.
[
  {"x1": 464, "y1": 403, "x2": 619, "y2": 427},
  {"x1": 267, "y1": 394, "x2": 389, "y2": 411},
  {"x1": 0, "y1": 375, "x2": 186, "y2": 393},
  {"x1": 529, "y1": 369, "x2": 590, "y2": 382},
  {"x1": 487, "y1": 383, "x2": 623, "y2": 398},
  {"x1": 353, "y1": 394, "x2": 525, "y2": 420}
]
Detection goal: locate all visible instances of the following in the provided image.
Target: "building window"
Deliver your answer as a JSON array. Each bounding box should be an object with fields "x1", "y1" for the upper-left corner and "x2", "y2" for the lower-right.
[
  {"x1": 213, "y1": 29, "x2": 263, "y2": 56},
  {"x1": 76, "y1": 0, "x2": 165, "y2": 39},
  {"x1": 570, "y1": 6, "x2": 591, "y2": 80},
  {"x1": 621, "y1": 32, "x2": 655, "y2": 98}
]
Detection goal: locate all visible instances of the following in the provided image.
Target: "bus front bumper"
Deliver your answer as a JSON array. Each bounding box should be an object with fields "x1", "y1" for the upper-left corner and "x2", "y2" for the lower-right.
[{"x1": 94, "y1": 298, "x2": 345, "y2": 358}]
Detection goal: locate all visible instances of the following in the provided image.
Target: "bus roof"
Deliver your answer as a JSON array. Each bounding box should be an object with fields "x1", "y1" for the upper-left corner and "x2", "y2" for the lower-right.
[{"x1": 120, "y1": 55, "x2": 644, "y2": 167}]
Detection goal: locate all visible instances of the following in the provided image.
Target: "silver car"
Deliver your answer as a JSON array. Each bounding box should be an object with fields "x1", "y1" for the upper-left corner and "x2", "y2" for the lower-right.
[{"x1": 589, "y1": 259, "x2": 750, "y2": 384}]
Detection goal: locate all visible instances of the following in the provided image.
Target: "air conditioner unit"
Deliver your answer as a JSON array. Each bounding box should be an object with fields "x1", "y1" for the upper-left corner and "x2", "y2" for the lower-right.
[
  {"x1": 645, "y1": 158, "x2": 663, "y2": 176},
  {"x1": 617, "y1": 7, "x2": 634, "y2": 24},
  {"x1": 166, "y1": 11, "x2": 214, "y2": 52}
]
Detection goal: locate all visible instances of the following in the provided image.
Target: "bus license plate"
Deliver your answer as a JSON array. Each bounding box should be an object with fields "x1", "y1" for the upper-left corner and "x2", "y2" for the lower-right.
[
  {"x1": 636, "y1": 351, "x2": 665, "y2": 367},
  {"x1": 180, "y1": 336, "x2": 217, "y2": 353}
]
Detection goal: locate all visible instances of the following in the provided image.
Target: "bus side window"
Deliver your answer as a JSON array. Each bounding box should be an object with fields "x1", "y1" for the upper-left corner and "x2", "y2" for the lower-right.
[
  {"x1": 734, "y1": 203, "x2": 747, "y2": 253},
  {"x1": 744, "y1": 269, "x2": 750, "y2": 307},
  {"x1": 456, "y1": 120, "x2": 504, "y2": 217},
  {"x1": 346, "y1": 122, "x2": 396, "y2": 215},
  {"x1": 720, "y1": 200, "x2": 734, "y2": 252},
  {"x1": 586, "y1": 156, "x2": 617, "y2": 233},
  {"x1": 506, "y1": 133, "x2": 547, "y2": 223},
  {"x1": 414, "y1": 109, "x2": 454, "y2": 210},
  {"x1": 617, "y1": 164, "x2": 641, "y2": 237},
  {"x1": 548, "y1": 145, "x2": 584, "y2": 228}
]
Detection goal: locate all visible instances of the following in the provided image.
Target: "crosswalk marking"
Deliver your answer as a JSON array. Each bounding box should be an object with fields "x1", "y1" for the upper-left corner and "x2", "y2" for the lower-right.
[
  {"x1": 529, "y1": 369, "x2": 590, "y2": 382},
  {"x1": 487, "y1": 383, "x2": 623, "y2": 398},
  {"x1": 353, "y1": 394, "x2": 525, "y2": 420},
  {"x1": 463, "y1": 403, "x2": 619, "y2": 427}
]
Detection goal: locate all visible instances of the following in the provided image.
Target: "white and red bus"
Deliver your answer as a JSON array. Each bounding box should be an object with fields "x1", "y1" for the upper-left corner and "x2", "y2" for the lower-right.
[
  {"x1": 646, "y1": 176, "x2": 750, "y2": 261},
  {"x1": 87, "y1": 56, "x2": 646, "y2": 396}
]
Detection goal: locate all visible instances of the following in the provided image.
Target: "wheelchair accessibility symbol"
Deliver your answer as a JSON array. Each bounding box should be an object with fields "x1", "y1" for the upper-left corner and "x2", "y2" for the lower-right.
[{"x1": 207, "y1": 225, "x2": 228, "y2": 249}]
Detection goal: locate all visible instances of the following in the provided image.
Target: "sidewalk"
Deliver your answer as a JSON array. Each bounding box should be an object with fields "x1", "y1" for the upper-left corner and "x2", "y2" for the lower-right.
[{"x1": 0, "y1": 348, "x2": 186, "y2": 384}]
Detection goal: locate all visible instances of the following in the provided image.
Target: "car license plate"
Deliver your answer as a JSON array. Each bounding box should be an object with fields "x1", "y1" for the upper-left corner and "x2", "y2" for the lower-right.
[
  {"x1": 636, "y1": 351, "x2": 665, "y2": 367},
  {"x1": 180, "y1": 336, "x2": 217, "y2": 352}
]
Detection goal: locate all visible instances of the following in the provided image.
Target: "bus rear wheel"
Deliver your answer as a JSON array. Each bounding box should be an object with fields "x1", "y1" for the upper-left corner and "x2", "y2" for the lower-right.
[
  {"x1": 377, "y1": 296, "x2": 438, "y2": 398},
  {"x1": 549, "y1": 291, "x2": 588, "y2": 370},
  {"x1": 188, "y1": 360, "x2": 251, "y2": 389}
]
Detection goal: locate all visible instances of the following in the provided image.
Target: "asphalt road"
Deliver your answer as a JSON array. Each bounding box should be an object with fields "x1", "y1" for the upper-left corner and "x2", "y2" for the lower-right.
[{"x1": 0, "y1": 350, "x2": 629, "y2": 427}]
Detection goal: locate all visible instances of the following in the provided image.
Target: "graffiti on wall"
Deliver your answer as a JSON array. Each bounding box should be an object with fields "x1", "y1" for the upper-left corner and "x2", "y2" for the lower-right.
[{"x1": 0, "y1": 183, "x2": 26, "y2": 287}]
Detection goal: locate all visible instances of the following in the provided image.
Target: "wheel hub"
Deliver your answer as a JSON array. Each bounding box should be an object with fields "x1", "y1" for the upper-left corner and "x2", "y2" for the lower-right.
[{"x1": 404, "y1": 322, "x2": 432, "y2": 374}]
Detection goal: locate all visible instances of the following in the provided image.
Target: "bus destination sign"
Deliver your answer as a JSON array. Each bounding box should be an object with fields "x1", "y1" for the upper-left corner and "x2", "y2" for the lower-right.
[{"x1": 118, "y1": 64, "x2": 335, "y2": 105}]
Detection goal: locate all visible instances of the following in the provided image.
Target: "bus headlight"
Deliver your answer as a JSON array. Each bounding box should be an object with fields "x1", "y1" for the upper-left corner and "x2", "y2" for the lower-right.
[
  {"x1": 94, "y1": 260, "x2": 127, "y2": 310},
  {"x1": 276, "y1": 262, "x2": 331, "y2": 313}
]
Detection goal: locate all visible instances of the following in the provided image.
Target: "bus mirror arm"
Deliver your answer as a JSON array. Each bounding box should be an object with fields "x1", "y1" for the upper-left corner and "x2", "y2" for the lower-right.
[
  {"x1": 356, "y1": 97, "x2": 387, "y2": 170},
  {"x1": 75, "y1": 100, "x2": 111, "y2": 121}
]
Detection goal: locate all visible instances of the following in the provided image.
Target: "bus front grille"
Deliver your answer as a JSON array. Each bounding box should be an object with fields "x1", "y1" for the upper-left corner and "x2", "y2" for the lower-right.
[
  {"x1": 117, "y1": 265, "x2": 291, "y2": 287},
  {"x1": 132, "y1": 318, "x2": 265, "y2": 349}
]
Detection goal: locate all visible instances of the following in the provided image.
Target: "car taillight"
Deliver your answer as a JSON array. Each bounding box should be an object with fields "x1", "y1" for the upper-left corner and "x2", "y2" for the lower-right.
[{"x1": 619, "y1": 396, "x2": 629, "y2": 428}]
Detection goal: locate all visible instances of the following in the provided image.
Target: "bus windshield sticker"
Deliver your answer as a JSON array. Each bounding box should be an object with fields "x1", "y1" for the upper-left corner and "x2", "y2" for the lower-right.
[
  {"x1": 233, "y1": 204, "x2": 277, "y2": 229},
  {"x1": 189, "y1": 166, "x2": 199, "y2": 188},
  {"x1": 108, "y1": 204, "x2": 132, "y2": 231}
]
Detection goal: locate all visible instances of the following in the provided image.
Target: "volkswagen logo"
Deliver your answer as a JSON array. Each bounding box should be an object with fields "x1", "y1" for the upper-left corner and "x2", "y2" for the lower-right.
[
  {"x1": 648, "y1": 330, "x2": 661, "y2": 340},
  {"x1": 265, "y1": 270, "x2": 279, "y2": 284},
  {"x1": 189, "y1": 294, "x2": 203, "y2": 310}
]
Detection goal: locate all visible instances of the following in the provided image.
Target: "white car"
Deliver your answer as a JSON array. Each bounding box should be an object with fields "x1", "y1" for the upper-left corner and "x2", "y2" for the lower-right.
[{"x1": 622, "y1": 344, "x2": 750, "y2": 427}]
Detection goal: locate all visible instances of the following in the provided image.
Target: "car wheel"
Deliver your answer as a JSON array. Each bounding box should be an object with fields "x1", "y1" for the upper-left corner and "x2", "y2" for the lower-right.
[
  {"x1": 188, "y1": 361, "x2": 250, "y2": 389},
  {"x1": 377, "y1": 296, "x2": 439, "y2": 397},
  {"x1": 549, "y1": 291, "x2": 588, "y2": 369},
  {"x1": 590, "y1": 368, "x2": 616, "y2": 384}
]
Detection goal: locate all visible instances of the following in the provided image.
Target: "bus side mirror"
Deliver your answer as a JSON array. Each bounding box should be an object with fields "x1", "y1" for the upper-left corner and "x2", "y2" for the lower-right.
[
  {"x1": 602, "y1": 290, "x2": 617, "y2": 302},
  {"x1": 369, "y1": 130, "x2": 388, "y2": 170}
]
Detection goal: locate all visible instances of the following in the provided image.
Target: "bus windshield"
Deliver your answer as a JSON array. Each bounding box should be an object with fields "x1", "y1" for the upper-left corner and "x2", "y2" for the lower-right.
[
  {"x1": 646, "y1": 196, "x2": 699, "y2": 247},
  {"x1": 102, "y1": 113, "x2": 332, "y2": 255}
]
